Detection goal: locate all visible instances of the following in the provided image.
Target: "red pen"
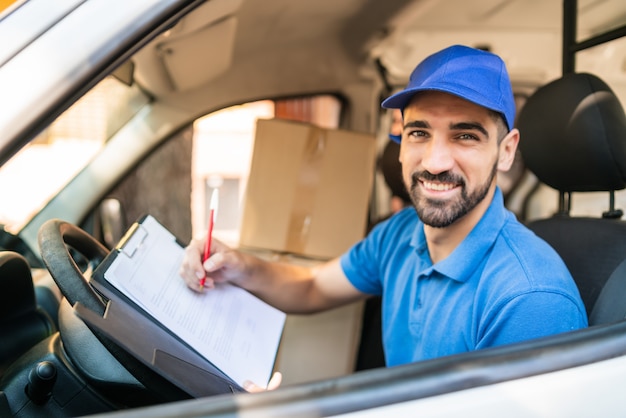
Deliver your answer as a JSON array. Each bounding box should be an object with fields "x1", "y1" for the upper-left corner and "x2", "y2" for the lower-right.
[{"x1": 200, "y1": 189, "x2": 218, "y2": 288}]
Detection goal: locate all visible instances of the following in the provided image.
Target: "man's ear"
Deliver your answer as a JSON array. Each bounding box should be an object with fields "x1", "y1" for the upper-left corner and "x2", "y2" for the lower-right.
[{"x1": 497, "y1": 128, "x2": 520, "y2": 172}]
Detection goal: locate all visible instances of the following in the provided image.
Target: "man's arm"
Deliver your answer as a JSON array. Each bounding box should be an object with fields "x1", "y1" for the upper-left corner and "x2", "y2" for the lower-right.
[{"x1": 179, "y1": 237, "x2": 366, "y2": 314}]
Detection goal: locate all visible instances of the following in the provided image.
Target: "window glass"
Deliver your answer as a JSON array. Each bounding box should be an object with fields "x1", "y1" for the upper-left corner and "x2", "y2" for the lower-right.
[
  {"x1": 191, "y1": 96, "x2": 342, "y2": 245},
  {"x1": 0, "y1": 76, "x2": 149, "y2": 232}
]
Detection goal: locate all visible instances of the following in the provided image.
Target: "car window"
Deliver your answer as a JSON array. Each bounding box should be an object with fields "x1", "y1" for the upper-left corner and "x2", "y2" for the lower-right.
[
  {"x1": 101, "y1": 95, "x2": 343, "y2": 247},
  {"x1": 196, "y1": 95, "x2": 343, "y2": 245},
  {"x1": 0, "y1": 76, "x2": 149, "y2": 233}
]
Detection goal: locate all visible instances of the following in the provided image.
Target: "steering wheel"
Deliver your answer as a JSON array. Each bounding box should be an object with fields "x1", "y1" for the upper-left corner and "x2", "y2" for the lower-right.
[
  {"x1": 37, "y1": 219, "x2": 190, "y2": 404},
  {"x1": 38, "y1": 219, "x2": 109, "y2": 316}
]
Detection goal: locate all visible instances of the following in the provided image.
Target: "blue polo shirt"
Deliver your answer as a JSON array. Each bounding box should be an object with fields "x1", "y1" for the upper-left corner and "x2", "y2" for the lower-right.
[{"x1": 341, "y1": 187, "x2": 587, "y2": 367}]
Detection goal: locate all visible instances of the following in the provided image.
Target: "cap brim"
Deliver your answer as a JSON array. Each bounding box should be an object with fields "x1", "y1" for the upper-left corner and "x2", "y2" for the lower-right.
[
  {"x1": 381, "y1": 89, "x2": 422, "y2": 109},
  {"x1": 382, "y1": 86, "x2": 511, "y2": 130}
]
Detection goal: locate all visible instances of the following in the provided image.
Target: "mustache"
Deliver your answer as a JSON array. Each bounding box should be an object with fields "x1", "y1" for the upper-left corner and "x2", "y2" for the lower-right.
[{"x1": 411, "y1": 170, "x2": 465, "y2": 187}]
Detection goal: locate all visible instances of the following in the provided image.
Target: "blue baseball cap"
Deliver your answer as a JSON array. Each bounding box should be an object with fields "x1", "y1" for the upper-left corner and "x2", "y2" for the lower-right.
[{"x1": 382, "y1": 45, "x2": 516, "y2": 131}]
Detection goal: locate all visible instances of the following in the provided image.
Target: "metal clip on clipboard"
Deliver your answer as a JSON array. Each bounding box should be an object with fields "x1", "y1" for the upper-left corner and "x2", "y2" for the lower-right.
[{"x1": 117, "y1": 222, "x2": 147, "y2": 258}]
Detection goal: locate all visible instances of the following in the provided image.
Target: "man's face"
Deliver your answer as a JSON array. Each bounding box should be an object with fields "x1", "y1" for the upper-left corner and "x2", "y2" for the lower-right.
[{"x1": 400, "y1": 91, "x2": 514, "y2": 228}]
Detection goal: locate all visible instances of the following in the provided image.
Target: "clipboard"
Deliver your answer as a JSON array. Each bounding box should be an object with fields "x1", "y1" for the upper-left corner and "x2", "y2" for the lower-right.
[
  {"x1": 80, "y1": 215, "x2": 284, "y2": 397},
  {"x1": 75, "y1": 288, "x2": 243, "y2": 397}
]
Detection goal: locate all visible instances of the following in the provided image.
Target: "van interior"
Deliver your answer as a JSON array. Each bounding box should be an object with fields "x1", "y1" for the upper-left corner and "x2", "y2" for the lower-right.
[{"x1": 1, "y1": 0, "x2": 626, "y2": 416}]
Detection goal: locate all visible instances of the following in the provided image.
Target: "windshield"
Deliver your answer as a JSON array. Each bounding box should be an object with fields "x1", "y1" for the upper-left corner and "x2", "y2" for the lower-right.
[{"x1": 0, "y1": 76, "x2": 150, "y2": 233}]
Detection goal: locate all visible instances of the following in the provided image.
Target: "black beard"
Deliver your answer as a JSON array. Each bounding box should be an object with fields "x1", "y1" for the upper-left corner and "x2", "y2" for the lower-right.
[{"x1": 409, "y1": 164, "x2": 497, "y2": 228}]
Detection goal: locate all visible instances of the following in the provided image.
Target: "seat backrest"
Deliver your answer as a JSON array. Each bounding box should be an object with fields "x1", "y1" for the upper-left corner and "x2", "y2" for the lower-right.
[
  {"x1": 517, "y1": 73, "x2": 626, "y2": 326},
  {"x1": 0, "y1": 251, "x2": 55, "y2": 373}
]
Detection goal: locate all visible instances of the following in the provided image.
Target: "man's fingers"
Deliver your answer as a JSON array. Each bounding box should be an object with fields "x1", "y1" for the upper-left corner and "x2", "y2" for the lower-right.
[
  {"x1": 243, "y1": 372, "x2": 282, "y2": 393},
  {"x1": 243, "y1": 381, "x2": 261, "y2": 392},
  {"x1": 267, "y1": 372, "x2": 282, "y2": 390}
]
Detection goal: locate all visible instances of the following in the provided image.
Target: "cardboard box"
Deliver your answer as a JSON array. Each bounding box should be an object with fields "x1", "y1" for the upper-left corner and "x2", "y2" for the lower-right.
[{"x1": 239, "y1": 118, "x2": 377, "y2": 259}]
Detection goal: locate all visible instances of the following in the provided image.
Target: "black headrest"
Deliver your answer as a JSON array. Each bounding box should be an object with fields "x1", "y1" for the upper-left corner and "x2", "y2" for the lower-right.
[{"x1": 517, "y1": 72, "x2": 626, "y2": 192}]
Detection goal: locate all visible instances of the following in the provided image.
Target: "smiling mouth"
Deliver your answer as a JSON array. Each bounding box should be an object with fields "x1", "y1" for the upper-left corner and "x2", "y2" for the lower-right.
[
  {"x1": 412, "y1": 170, "x2": 464, "y2": 195},
  {"x1": 421, "y1": 181, "x2": 457, "y2": 192}
]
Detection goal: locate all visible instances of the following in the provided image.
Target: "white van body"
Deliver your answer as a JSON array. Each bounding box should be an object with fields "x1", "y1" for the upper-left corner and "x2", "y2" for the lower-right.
[{"x1": 0, "y1": 0, "x2": 625, "y2": 416}]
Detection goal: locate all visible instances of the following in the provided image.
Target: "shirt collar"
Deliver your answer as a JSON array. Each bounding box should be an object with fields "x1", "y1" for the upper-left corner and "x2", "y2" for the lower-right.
[{"x1": 411, "y1": 187, "x2": 508, "y2": 282}]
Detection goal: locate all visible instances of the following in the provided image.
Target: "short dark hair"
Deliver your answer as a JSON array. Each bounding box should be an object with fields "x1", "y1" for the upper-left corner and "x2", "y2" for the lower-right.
[{"x1": 489, "y1": 110, "x2": 509, "y2": 143}]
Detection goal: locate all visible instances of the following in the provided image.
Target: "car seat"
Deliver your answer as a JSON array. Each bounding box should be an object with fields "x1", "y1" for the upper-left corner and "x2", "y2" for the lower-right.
[
  {"x1": 517, "y1": 72, "x2": 626, "y2": 326},
  {"x1": 0, "y1": 252, "x2": 56, "y2": 373}
]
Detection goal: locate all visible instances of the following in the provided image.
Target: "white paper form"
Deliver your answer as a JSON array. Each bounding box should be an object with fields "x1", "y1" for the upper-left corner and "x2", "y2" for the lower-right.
[{"x1": 103, "y1": 215, "x2": 286, "y2": 388}]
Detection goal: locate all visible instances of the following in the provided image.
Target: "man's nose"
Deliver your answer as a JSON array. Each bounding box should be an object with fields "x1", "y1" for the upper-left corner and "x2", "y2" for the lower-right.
[{"x1": 421, "y1": 138, "x2": 454, "y2": 174}]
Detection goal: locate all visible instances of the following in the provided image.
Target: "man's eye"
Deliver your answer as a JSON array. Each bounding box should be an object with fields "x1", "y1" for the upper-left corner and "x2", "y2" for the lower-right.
[
  {"x1": 457, "y1": 133, "x2": 479, "y2": 141},
  {"x1": 407, "y1": 130, "x2": 428, "y2": 139}
]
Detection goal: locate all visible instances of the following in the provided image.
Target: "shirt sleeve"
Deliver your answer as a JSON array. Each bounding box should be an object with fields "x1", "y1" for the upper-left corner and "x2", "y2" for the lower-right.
[
  {"x1": 340, "y1": 222, "x2": 387, "y2": 296},
  {"x1": 476, "y1": 291, "x2": 589, "y2": 349}
]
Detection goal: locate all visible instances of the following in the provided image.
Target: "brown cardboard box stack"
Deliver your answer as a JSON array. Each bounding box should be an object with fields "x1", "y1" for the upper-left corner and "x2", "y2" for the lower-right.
[
  {"x1": 238, "y1": 118, "x2": 377, "y2": 385},
  {"x1": 239, "y1": 118, "x2": 377, "y2": 260}
]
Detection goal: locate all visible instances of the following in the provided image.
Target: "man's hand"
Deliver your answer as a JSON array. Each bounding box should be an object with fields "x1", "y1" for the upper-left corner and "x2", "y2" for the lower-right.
[
  {"x1": 243, "y1": 372, "x2": 282, "y2": 393},
  {"x1": 178, "y1": 238, "x2": 248, "y2": 292}
]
